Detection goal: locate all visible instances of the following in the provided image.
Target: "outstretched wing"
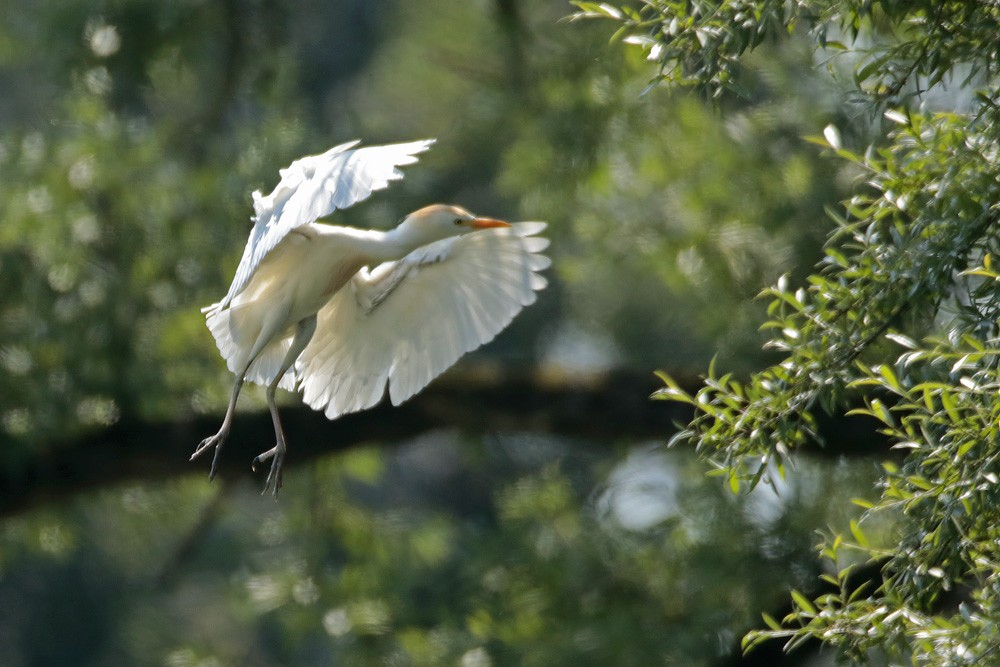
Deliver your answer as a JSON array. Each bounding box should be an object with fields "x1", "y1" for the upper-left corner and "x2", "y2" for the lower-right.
[
  {"x1": 296, "y1": 222, "x2": 550, "y2": 419},
  {"x1": 210, "y1": 139, "x2": 435, "y2": 313}
]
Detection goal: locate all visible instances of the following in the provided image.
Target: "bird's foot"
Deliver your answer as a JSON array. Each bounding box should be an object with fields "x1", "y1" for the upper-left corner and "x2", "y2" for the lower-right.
[
  {"x1": 190, "y1": 429, "x2": 229, "y2": 481},
  {"x1": 252, "y1": 444, "x2": 285, "y2": 498}
]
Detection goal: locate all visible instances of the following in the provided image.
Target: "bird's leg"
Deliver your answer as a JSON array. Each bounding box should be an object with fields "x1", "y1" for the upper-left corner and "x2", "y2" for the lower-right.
[
  {"x1": 192, "y1": 315, "x2": 285, "y2": 479},
  {"x1": 190, "y1": 367, "x2": 248, "y2": 479},
  {"x1": 252, "y1": 315, "x2": 317, "y2": 498}
]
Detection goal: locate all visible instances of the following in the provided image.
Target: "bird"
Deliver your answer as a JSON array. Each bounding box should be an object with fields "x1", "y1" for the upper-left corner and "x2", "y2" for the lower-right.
[{"x1": 192, "y1": 139, "x2": 550, "y2": 496}]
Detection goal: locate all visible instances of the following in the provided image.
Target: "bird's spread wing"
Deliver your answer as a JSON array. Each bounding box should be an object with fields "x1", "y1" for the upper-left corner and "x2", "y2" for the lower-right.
[
  {"x1": 295, "y1": 222, "x2": 550, "y2": 419},
  {"x1": 208, "y1": 139, "x2": 435, "y2": 313}
]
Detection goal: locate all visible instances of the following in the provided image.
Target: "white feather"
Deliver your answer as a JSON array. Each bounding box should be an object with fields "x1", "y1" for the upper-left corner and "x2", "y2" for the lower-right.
[
  {"x1": 296, "y1": 224, "x2": 549, "y2": 418},
  {"x1": 210, "y1": 139, "x2": 435, "y2": 314}
]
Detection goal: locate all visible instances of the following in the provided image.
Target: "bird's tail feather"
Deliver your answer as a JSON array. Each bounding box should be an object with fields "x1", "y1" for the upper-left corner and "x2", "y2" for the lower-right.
[
  {"x1": 245, "y1": 338, "x2": 297, "y2": 391},
  {"x1": 205, "y1": 304, "x2": 296, "y2": 391}
]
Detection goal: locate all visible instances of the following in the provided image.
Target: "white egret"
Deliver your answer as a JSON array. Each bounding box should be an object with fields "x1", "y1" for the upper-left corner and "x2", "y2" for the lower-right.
[{"x1": 192, "y1": 139, "x2": 550, "y2": 495}]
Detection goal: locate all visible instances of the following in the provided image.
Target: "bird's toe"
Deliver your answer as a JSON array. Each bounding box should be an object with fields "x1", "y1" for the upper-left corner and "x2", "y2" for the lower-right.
[
  {"x1": 191, "y1": 432, "x2": 221, "y2": 461},
  {"x1": 253, "y1": 445, "x2": 285, "y2": 498}
]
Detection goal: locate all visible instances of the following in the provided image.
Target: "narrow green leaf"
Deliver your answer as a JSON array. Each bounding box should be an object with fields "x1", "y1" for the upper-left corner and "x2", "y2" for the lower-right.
[
  {"x1": 790, "y1": 590, "x2": 817, "y2": 615},
  {"x1": 941, "y1": 391, "x2": 961, "y2": 422},
  {"x1": 906, "y1": 475, "x2": 933, "y2": 491},
  {"x1": 884, "y1": 109, "x2": 909, "y2": 125},
  {"x1": 849, "y1": 519, "x2": 870, "y2": 548},
  {"x1": 761, "y1": 612, "x2": 782, "y2": 630},
  {"x1": 728, "y1": 471, "x2": 741, "y2": 494},
  {"x1": 823, "y1": 124, "x2": 842, "y2": 150},
  {"x1": 885, "y1": 333, "x2": 917, "y2": 349},
  {"x1": 867, "y1": 398, "x2": 894, "y2": 425},
  {"x1": 877, "y1": 364, "x2": 901, "y2": 391}
]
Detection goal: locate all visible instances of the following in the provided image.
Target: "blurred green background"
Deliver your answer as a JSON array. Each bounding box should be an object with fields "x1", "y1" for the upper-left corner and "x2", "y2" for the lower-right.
[{"x1": 0, "y1": 1, "x2": 880, "y2": 664}]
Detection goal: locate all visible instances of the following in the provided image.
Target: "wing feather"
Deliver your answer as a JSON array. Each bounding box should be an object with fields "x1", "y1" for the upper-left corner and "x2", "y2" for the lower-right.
[
  {"x1": 209, "y1": 139, "x2": 435, "y2": 314},
  {"x1": 296, "y1": 222, "x2": 549, "y2": 419}
]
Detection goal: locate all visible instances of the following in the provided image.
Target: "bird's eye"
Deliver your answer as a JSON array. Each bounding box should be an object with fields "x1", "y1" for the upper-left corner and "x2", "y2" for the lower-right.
[{"x1": 454, "y1": 218, "x2": 463, "y2": 226}]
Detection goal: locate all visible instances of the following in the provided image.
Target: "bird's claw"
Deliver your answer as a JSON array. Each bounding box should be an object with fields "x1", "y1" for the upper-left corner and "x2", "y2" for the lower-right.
[
  {"x1": 191, "y1": 430, "x2": 228, "y2": 480},
  {"x1": 252, "y1": 445, "x2": 285, "y2": 498}
]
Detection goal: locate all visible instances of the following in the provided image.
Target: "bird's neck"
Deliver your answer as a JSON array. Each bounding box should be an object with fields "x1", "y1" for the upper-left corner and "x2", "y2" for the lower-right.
[
  {"x1": 341, "y1": 226, "x2": 424, "y2": 263},
  {"x1": 376, "y1": 224, "x2": 436, "y2": 261}
]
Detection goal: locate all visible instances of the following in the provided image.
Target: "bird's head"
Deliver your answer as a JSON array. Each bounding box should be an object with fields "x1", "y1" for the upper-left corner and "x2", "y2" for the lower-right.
[{"x1": 396, "y1": 204, "x2": 510, "y2": 245}]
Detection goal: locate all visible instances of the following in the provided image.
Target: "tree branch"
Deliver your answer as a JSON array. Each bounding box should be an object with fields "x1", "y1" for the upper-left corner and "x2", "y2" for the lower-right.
[{"x1": 0, "y1": 365, "x2": 888, "y2": 518}]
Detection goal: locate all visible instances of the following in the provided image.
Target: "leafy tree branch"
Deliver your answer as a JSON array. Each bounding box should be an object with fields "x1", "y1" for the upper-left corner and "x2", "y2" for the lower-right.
[{"x1": 580, "y1": 0, "x2": 1000, "y2": 662}]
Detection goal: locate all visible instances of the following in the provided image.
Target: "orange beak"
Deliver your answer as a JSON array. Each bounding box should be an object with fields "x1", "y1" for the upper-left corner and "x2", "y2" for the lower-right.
[{"x1": 471, "y1": 217, "x2": 510, "y2": 229}]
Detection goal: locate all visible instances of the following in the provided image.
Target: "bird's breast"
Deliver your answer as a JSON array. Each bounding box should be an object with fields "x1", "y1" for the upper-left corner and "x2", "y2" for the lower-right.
[
  {"x1": 321, "y1": 259, "x2": 366, "y2": 299},
  {"x1": 238, "y1": 232, "x2": 367, "y2": 330},
  {"x1": 286, "y1": 250, "x2": 365, "y2": 320}
]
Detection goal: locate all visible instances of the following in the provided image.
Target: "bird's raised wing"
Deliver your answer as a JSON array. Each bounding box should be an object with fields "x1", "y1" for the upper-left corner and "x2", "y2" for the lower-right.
[
  {"x1": 295, "y1": 222, "x2": 550, "y2": 419},
  {"x1": 210, "y1": 139, "x2": 435, "y2": 313}
]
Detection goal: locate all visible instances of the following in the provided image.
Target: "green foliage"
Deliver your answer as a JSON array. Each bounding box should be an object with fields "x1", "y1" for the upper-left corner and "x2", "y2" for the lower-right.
[
  {"x1": 572, "y1": 1, "x2": 1000, "y2": 105},
  {"x1": 573, "y1": 0, "x2": 798, "y2": 96},
  {"x1": 0, "y1": 439, "x2": 880, "y2": 665},
  {"x1": 500, "y1": 30, "x2": 846, "y2": 368},
  {"x1": 0, "y1": 0, "x2": 312, "y2": 452},
  {"x1": 586, "y1": 0, "x2": 1000, "y2": 663},
  {"x1": 661, "y1": 109, "x2": 1000, "y2": 485}
]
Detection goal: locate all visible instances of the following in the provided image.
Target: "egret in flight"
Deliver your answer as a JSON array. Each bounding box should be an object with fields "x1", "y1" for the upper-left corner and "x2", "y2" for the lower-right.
[{"x1": 192, "y1": 139, "x2": 550, "y2": 495}]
